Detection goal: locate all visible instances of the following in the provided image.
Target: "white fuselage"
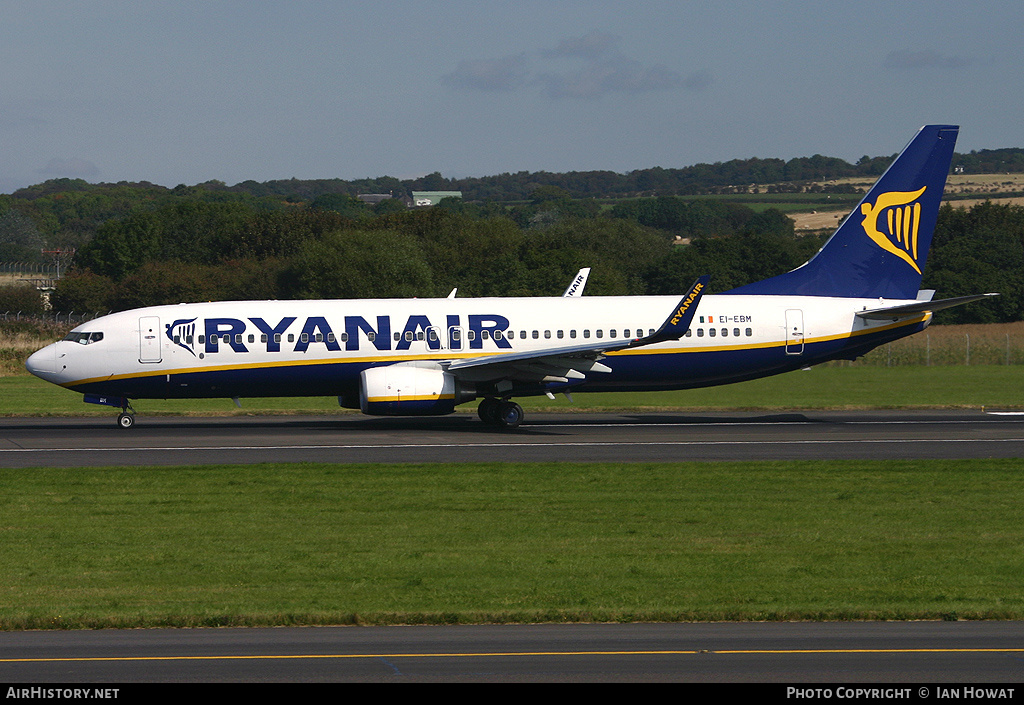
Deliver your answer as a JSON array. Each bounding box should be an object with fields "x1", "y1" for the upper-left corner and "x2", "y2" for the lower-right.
[{"x1": 26, "y1": 293, "x2": 928, "y2": 407}]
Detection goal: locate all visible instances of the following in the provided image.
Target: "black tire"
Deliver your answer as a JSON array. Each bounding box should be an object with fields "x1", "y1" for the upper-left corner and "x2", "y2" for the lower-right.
[
  {"x1": 478, "y1": 397, "x2": 501, "y2": 425},
  {"x1": 497, "y1": 401, "x2": 524, "y2": 429},
  {"x1": 117, "y1": 413, "x2": 135, "y2": 429}
]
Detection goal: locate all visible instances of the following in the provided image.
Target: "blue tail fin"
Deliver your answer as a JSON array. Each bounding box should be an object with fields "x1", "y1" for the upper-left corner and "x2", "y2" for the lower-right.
[{"x1": 725, "y1": 125, "x2": 959, "y2": 299}]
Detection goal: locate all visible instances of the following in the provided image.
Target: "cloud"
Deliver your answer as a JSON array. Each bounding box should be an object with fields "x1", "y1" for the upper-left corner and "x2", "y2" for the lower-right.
[
  {"x1": 38, "y1": 158, "x2": 100, "y2": 178},
  {"x1": 537, "y1": 56, "x2": 686, "y2": 100},
  {"x1": 543, "y1": 30, "x2": 621, "y2": 61},
  {"x1": 441, "y1": 54, "x2": 530, "y2": 92},
  {"x1": 883, "y1": 49, "x2": 970, "y2": 71},
  {"x1": 443, "y1": 31, "x2": 706, "y2": 100}
]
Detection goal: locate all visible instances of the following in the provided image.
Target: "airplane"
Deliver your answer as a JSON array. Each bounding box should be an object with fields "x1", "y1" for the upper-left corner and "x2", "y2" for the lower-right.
[{"x1": 26, "y1": 124, "x2": 995, "y2": 429}]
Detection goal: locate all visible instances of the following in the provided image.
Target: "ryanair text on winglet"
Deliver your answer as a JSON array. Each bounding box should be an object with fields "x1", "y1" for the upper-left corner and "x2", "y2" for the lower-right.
[{"x1": 670, "y1": 282, "x2": 705, "y2": 326}]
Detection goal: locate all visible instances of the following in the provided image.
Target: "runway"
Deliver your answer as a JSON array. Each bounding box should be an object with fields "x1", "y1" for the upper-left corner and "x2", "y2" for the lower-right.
[
  {"x1": 2, "y1": 621, "x2": 1023, "y2": 683},
  {"x1": 2, "y1": 410, "x2": 1024, "y2": 467},
  {"x1": 3, "y1": 410, "x2": 1023, "y2": 683}
]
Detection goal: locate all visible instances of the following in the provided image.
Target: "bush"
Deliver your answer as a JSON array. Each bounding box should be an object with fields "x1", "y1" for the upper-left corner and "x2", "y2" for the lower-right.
[{"x1": 0, "y1": 285, "x2": 47, "y2": 316}]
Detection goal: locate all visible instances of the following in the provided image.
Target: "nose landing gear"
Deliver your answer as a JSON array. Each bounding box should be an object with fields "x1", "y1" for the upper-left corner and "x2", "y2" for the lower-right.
[
  {"x1": 83, "y1": 394, "x2": 136, "y2": 429},
  {"x1": 116, "y1": 399, "x2": 136, "y2": 429}
]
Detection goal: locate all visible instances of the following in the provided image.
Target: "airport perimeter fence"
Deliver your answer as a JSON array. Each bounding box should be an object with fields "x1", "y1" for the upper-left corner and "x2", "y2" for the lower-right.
[
  {"x1": 1, "y1": 311, "x2": 105, "y2": 325},
  {"x1": 827, "y1": 324, "x2": 1024, "y2": 367},
  {"x1": 0, "y1": 262, "x2": 59, "y2": 277}
]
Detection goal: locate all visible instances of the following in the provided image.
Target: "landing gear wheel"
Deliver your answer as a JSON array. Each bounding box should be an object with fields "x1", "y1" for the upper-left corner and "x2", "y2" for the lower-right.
[
  {"x1": 497, "y1": 401, "x2": 524, "y2": 429},
  {"x1": 117, "y1": 412, "x2": 135, "y2": 429},
  {"x1": 478, "y1": 397, "x2": 502, "y2": 425}
]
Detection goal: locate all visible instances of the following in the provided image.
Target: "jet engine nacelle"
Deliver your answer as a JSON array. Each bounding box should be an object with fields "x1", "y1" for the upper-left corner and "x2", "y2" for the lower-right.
[{"x1": 360, "y1": 365, "x2": 474, "y2": 416}]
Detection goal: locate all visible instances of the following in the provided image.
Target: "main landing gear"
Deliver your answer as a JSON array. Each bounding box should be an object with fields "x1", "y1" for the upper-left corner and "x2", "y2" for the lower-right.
[{"x1": 477, "y1": 397, "x2": 524, "y2": 429}]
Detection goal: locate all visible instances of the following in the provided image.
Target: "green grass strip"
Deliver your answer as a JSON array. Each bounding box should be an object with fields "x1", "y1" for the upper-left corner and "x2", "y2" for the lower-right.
[
  {"x1": 4, "y1": 365, "x2": 1024, "y2": 417},
  {"x1": 2, "y1": 460, "x2": 1023, "y2": 629}
]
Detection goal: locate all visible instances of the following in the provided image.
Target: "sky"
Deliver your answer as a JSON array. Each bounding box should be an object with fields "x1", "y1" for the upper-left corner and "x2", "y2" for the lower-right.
[{"x1": 2, "y1": 0, "x2": 1022, "y2": 194}]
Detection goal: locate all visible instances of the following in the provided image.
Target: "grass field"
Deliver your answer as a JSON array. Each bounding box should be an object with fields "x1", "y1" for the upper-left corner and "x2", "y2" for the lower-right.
[
  {"x1": 1, "y1": 460, "x2": 1022, "y2": 629},
  {"x1": 2, "y1": 364, "x2": 1024, "y2": 419},
  {"x1": 4, "y1": 322, "x2": 1024, "y2": 629}
]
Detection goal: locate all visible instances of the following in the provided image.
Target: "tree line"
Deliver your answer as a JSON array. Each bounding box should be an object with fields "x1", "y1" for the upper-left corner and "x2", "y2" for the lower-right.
[
  {"x1": 0, "y1": 195, "x2": 1008, "y2": 326},
  {"x1": 1, "y1": 155, "x2": 1023, "y2": 325}
]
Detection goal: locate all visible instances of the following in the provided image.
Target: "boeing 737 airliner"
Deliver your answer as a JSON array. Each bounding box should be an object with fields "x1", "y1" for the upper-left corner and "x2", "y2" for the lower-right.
[{"x1": 26, "y1": 125, "x2": 994, "y2": 428}]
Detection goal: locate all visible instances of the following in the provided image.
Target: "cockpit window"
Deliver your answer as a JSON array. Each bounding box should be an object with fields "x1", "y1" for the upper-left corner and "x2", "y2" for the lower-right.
[{"x1": 63, "y1": 332, "x2": 104, "y2": 345}]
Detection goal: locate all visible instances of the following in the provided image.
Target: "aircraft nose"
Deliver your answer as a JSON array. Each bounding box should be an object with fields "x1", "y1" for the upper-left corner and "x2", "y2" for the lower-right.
[{"x1": 26, "y1": 344, "x2": 58, "y2": 377}]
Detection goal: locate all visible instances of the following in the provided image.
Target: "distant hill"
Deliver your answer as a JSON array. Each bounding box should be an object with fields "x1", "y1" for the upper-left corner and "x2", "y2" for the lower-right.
[{"x1": 213, "y1": 147, "x2": 1024, "y2": 202}]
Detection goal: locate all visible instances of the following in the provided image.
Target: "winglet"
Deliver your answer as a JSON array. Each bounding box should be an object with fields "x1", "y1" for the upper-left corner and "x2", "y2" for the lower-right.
[
  {"x1": 563, "y1": 268, "x2": 591, "y2": 297},
  {"x1": 630, "y1": 276, "x2": 709, "y2": 347}
]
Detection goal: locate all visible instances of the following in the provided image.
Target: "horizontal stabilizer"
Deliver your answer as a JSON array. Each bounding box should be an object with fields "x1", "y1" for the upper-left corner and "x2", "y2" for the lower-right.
[{"x1": 856, "y1": 293, "x2": 998, "y2": 320}]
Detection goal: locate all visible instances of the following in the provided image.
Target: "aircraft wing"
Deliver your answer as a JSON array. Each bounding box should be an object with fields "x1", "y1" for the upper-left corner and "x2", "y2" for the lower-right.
[
  {"x1": 855, "y1": 293, "x2": 998, "y2": 320},
  {"x1": 446, "y1": 276, "x2": 708, "y2": 385}
]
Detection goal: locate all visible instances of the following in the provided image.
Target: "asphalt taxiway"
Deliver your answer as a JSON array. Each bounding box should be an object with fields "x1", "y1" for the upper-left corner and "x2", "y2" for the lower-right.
[
  {"x1": 2, "y1": 409, "x2": 1024, "y2": 467},
  {"x1": 2, "y1": 621, "x2": 1023, "y2": 683}
]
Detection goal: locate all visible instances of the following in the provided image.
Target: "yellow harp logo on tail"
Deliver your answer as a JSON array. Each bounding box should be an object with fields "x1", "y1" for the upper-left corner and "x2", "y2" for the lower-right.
[{"x1": 859, "y1": 186, "x2": 927, "y2": 274}]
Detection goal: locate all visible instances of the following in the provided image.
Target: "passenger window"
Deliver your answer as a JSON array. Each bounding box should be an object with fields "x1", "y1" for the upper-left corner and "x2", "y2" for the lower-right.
[
  {"x1": 301, "y1": 333, "x2": 309, "y2": 343},
  {"x1": 733, "y1": 328, "x2": 740, "y2": 337},
  {"x1": 544, "y1": 330, "x2": 551, "y2": 339},
  {"x1": 697, "y1": 329, "x2": 704, "y2": 337},
  {"x1": 273, "y1": 334, "x2": 280, "y2": 343},
  {"x1": 610, "y1": 330, "x2": 616, "y2": 338},
  {"x1": 557, "y1": 330, "x2": 564, "y2": 339},
  {"x1": 248, "y1": 334, "x2": 255, "y2": 344},
  {"x1": 532, "y1": 330, "x2": 539, "y2": 339},
  {"x1": 596, "y1": 330, "x2": 603, "y2": 339},
  {"x1": 570, "y1": 330, "x2": 577, "y2": 339},
  {"x1": 199, "y1": 335, "x2": 206, "y2": 344},
  {"x1": 721, "y1": 328, "x2": 728, "y2": 337},
  {"x1": 405, "y1": 331, "x2": 414, "y2": 342},
  {"x1": 261, "y1": 334, "x2": 268, "y2": 343},
  {"x1": 709, "y1": 328, "x2": 716, "y2": 337},
  {"x1": 493, "y1": 330, "x2": 503, "y2": 340},
  {"x1": 746, "y1": 328, "x2": 753, "y2": 337},
  {"x1": 583, "y1": 330, "x2": 590, "y2": 339},
  {"x1": 684, "y1": 329, "x2": 692, "y2": 337}
]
